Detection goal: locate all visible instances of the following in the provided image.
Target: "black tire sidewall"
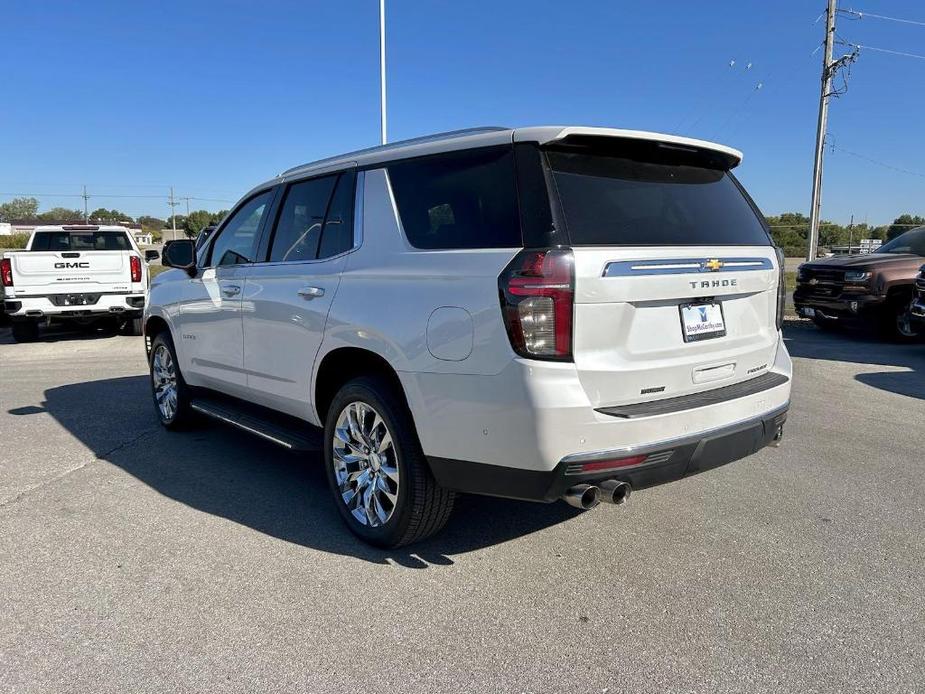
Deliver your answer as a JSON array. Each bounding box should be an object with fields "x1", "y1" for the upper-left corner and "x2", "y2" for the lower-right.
[{"x1": 323, "y1": 378, "x2": 421, "y2": 548}]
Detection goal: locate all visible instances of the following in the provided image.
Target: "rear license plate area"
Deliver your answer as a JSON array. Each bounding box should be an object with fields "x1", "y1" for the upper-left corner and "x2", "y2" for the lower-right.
[{"x1": 680, "y1": 301, "x2": 726, "y2": 342}]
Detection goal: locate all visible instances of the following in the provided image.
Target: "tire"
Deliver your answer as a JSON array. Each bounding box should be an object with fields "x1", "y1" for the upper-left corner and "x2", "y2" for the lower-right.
[
  {"x1": 121, "y1": 317, "x2": 143, "y2": 336},
  {"x1": 323, "y1": 376, "x2": 455, "y2": 548},
  {"x1": 11, "y1": 321, "x2": 39, "y2": 343},
  {"x1": 880, "y1": 298, "x2": 921, "y2": 342},
  {"x1": 148, "y1": 331, "x2": 194, "y2": 429}
]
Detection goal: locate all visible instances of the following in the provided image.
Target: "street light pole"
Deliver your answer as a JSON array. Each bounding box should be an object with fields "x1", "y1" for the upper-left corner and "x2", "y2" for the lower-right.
[{"x1": 379, "y1": 0, "x2": 387, "y2": 145}]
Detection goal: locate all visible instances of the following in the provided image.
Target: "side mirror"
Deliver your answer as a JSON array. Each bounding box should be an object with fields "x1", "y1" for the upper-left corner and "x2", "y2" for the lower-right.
[
  {"x1": 145, "y1": 249, "x2": 160, "y2": 262},
  {"x1": 162, "y1": 239, "x2": 197, "y2": 276}
]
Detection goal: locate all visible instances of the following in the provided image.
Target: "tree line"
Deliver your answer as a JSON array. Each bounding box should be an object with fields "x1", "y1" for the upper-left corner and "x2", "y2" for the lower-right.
[
  {"x1": 0, "y1": 197, "x2": 228, "y2": 238},
  {"x1": 767, "y1": 212, "x2": 925, "y2": 257}
]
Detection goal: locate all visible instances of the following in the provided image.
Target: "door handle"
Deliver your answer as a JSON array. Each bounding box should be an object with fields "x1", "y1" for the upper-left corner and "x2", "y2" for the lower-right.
[
  {"x1": 298, "y1": 286, "x2": 325, "y2": 299},
  {"x1": 222, "y1": 284, "x2": 241, "y2": 297}
]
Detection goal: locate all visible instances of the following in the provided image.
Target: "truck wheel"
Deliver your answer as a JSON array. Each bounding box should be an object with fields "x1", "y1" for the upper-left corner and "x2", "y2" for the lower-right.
[
  {"x1": 323, "y1": 376, "x2": 455, "y2": 548},
  {"x1": 121, "y1": 317, "x2": 143, "y2": 336},
  {"x1": 149, "y1": 332, "x2": 194, "y2": 429},
  {"x1": 11, "y1": 321, "x2": 39, "y2": 343},
  {"x1": 880, "y1": 296, "x2": 921, "y2": 342}
]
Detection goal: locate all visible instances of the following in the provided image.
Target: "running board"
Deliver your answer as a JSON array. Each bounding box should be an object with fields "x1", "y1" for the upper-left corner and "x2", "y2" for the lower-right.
[{"x1": 190, "y1": 395, "x2": 323, "y2": 451}]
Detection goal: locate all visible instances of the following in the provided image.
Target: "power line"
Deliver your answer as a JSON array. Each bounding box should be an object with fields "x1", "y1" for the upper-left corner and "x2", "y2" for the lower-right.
[
  {"x1": 856, "y1": 44, "x2": 925, "y2": 61},
  {"x1": 832, "y1": 145, "x2": 925, "y2": 179},
  {"x1": 0, "y1": 192, "x2": 236, "y2": 202},
  {"x1": 840, "y1": 8, "x2": 925, "y2": 28}
]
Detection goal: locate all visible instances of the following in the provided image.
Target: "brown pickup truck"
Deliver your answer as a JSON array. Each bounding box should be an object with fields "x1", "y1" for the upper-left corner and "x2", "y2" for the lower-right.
[{"x1": 794, "y1": 226, "x2": 925, "y2": 339}]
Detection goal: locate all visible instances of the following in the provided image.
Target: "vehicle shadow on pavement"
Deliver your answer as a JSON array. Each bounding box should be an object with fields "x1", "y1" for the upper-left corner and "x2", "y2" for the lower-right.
[
  {"x1": 783, "y1": 319, "x2": 925, "y2": 401},
  {"x1": 0, "y1": 324, "x2": 130, "y2": 345},
  {"x1": 37, "y1": 375, "x2": 582, "y2": 567}
]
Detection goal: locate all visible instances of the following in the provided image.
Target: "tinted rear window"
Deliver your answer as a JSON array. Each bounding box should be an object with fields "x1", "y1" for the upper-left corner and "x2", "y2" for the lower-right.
[
  {"x1": 386, "y1": 146, "x2": 521, "y2": 249},
  {"x1": 31, "y1": 231, "x2": 131, "y2": 251},
  {"x1": 546, "y1": 148, "x2": 770, "y2": 246}
]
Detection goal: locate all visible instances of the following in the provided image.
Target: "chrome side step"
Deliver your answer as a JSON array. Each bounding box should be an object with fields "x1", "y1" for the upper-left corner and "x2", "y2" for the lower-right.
[{"x1": 190, "y1": 395, "x2": 322, "y2": 452}]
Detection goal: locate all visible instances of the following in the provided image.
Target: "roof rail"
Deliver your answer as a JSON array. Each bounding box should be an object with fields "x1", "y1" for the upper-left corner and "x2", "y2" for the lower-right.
[{"x1": 280, "y1": 126, "x2": 510, "y2": 176}]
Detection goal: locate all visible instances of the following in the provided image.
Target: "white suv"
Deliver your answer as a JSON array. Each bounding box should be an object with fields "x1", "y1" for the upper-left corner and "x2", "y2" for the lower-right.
[{"x1": 145, "y1": 126, "x2": 792, "y2": 547}]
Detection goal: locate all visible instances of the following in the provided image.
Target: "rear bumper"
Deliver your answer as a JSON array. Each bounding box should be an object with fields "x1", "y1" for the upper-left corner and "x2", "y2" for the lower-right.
[
  {"x1": 428, "y1": 404, "x2": 788, "y2": 502},
  {"x1": 3, "y1": 293, "x2": 145, "y2": 319},
  {"x1": 402, "y1": 333, "x2": 792, "y2": 481}
]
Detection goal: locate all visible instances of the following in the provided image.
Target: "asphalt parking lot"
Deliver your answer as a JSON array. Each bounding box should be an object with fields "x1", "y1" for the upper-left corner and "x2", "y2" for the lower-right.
[{"x1": 1, "y1": 322, "x2": 923, "y2": 693}]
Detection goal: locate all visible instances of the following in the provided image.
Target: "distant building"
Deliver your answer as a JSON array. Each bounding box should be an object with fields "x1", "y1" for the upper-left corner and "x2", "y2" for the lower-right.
[
  {"x1": 0, "y1": 222, "x2": 12, "y2": 236},
  {"x1": 133, "y1": 231, "x2": 154, "y2": 246}
]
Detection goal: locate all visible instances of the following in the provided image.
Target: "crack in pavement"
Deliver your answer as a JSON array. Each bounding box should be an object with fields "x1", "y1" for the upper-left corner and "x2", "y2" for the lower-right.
[{"x1": 0, "y1": 427, "x2": 160, "y2": 510}]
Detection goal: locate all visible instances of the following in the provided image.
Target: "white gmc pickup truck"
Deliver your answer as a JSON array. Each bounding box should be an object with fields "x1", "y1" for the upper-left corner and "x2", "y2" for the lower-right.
[{"x1": 1, "y1": 225, "x2": 158, "y2": 342}]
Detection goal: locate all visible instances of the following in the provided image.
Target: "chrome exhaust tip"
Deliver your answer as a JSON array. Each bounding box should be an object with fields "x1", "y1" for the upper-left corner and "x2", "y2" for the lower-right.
[
  {"x1": 598, "y1": 479, "x2": 632, "y2": 505},
  {"x1": 562, "y1": 484, "x2": 600, "y2": 510}
]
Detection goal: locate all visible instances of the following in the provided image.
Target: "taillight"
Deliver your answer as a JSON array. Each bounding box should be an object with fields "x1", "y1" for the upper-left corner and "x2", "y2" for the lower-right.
[
  {"x1": 130, "y1": 255, "x2": 142, "y2": 283},
  {"x1": 499, "y1": 248, "x2": 574, "y2": 361},
  {"x1": 775, "y1": 247, "x2": 785, "y2": 331},
  {"x1": 1, "y1": 258, "x2": 12, "y2": 287}
]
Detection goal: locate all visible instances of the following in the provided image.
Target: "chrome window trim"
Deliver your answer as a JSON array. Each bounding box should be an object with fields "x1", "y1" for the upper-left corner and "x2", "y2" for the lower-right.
[{"x1": 603, "y1": 257, "x2": 774, "y2": 277}]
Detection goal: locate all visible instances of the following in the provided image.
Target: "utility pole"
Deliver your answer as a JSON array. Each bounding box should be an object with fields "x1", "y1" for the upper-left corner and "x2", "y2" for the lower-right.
[
  {"x1": 168, "y1": 187, "x2": 180, "y2": 240},
  {"x1": 848, "y1": 213, "x2": 854, "y2": 254},
  {"x1": 379, "y1": 0, "x2": 387, "y2": 144},
  {"x1": 807, "y1": 0, "x2": 836, "y2": 262},
  {"x1": 82, "y1": 185, "x2": 90, "y2": 223}
]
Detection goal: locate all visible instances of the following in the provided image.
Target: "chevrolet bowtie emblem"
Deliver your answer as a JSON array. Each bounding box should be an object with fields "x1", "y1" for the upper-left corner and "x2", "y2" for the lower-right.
[{"x1": 703, "y1": 259, "x2": 724, "y2": 272}]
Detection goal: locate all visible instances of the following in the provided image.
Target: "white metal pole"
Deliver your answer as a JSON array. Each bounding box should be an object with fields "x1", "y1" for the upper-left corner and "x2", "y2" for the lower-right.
[{"x1": 379, "y1": 0, "x2": 387, "y2": 144}]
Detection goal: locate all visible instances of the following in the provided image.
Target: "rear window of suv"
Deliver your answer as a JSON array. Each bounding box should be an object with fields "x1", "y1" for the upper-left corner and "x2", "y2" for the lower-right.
[
  {"x1": 545, "y1": 143, "x2": 771, "y2": 247},
  {"x1": 31, "y1": 231, "x2": 131, "y2": 251},
  {"x1": 386, "y1": 146, "x2": 521, "y2": 249}
]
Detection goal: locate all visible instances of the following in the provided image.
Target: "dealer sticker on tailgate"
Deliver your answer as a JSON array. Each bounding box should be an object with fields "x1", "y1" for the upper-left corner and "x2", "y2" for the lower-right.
[{"x1": 680, "y1": 302, "x2": 726, "y2": 342}]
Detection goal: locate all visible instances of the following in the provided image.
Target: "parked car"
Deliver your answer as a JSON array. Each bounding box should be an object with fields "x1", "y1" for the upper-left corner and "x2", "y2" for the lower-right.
[
  {"x1": 794, "y1": 226, "x2": 925, "y2": 339},
  {"x1": 145, "y1": 126, "x2": 792, "y2": 547},
  {"x1": 910, "y1": 263, "x2": 925, "y2": 327},
  {"x1": 1, "y1": 225, "x2": 158, "y2": 342}
]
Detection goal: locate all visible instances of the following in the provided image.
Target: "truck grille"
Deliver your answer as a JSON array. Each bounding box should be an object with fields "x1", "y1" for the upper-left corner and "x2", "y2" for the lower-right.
[{"x1": 798, "y1": 268, "x2": 845, "y2": 298}]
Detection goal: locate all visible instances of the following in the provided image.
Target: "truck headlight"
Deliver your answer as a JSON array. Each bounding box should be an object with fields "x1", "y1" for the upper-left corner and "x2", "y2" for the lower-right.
[
  {"x1": 844, "y1": 271, "x2": 871, "y2": 283},
  {"x1": 796, "y1": 266, "x2": 806, "y2": 282}
]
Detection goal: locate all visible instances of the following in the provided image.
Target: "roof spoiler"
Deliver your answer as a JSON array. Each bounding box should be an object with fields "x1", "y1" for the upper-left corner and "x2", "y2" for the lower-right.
[{"x1": 517, "y1": 126, "x2": 743, "y2": 169}]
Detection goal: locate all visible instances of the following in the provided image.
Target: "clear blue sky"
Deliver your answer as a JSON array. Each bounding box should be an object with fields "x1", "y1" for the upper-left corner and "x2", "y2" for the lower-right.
[{"x1": 2, "y1": 0, "x2": 923, "y2": 225}]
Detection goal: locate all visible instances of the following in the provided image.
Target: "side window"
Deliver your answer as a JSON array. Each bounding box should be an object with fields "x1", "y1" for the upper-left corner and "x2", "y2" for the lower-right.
[
  {"x1": 208, "y1": 191, "x2": 273, "y2": 267},
  {"x1": 386, "y1": 146, "x2": 521, "y2": 249},
  {"x1": 317, "y1": 171, "x2": 356, "y2": 259},
  {"x1": 269, "y1": 176, "x2": 337, "y2": 262}
]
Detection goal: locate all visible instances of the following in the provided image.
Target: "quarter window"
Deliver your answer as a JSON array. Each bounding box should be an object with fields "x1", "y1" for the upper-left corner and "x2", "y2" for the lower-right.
[
  {"x1": 386, "y1": 146, "x2": 521, "y2": 249},
  {"x1": 209, "y1": 191, "x2": 273, "y2": 266}
]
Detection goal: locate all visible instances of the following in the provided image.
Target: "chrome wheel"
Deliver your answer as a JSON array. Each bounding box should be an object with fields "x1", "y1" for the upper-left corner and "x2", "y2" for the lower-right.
[
  {"x1": 151, "y1": 344, "x2": 178, "y2": 421},
  {"x1": 332, "y1": 401, "x2": 399, "y2": 527}
]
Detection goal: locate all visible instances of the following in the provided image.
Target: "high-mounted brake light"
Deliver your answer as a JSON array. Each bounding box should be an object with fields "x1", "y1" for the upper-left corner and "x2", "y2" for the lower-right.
[
  {"x1": 130, "y1": 255, "x2": 142, "y2": 283},
  {"x1": 499, "y1": 248, "x2": 574, "y2": 361},
  {"x1": 1, "y1": 258, "x2": 12, "y2": 287}
]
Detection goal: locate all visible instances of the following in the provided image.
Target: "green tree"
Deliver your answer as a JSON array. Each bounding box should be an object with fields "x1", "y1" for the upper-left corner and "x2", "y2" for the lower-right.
[
  {"x1": 0, "y1": 196, "x2": 39, "y2": 221},
  {"x1": 38, "y1": 207, "x2": 84, "y2": 222},
  {"x1": 90, "y1": 208, "x2": 134, "y2": 223},
  {"x1": 183, "y1": 210, "x2": 215, "y2": 237},
  {"x1": 138, "y1": 215, "x2": 167, "y2": 231},
  {"x1": 886, "y1": 214, "x2": 925, "y2": 240}
]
